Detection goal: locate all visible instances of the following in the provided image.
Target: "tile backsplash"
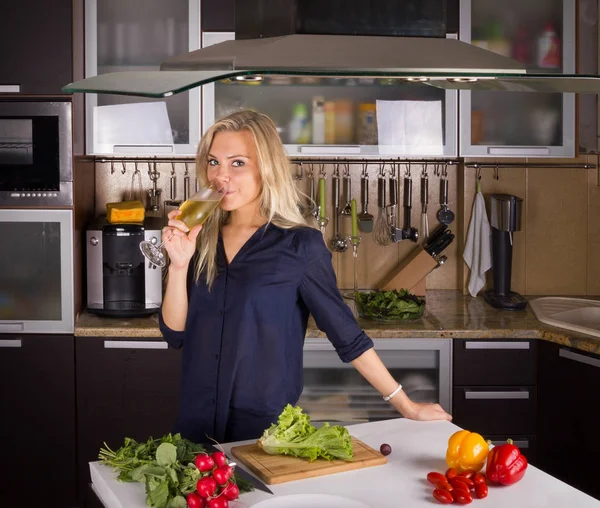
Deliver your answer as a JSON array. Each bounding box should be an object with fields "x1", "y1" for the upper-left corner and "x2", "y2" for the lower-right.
[{"x1": 94, "y1": 155, "x2": 600, "y2": 296}]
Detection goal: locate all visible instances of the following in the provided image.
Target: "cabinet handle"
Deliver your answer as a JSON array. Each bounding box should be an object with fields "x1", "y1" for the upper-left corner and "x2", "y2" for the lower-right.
[
  {"x1": 113, "y1": 145, "x2": 174, "y2": 154},
  {"x1": 299, "y1": 145, "x2": 361, "y2": 155},
  {"x1": 490, "y1": 439, "x2": 529, "y2": 449},
  {"x1": 0, "y1": 323, "x2": 25, "y2": 333},
  {"x1": 487, "y1": 147, "x2": 550, "y2": 156},
  {"x1": 465, "y1": 341, "x2": 530, "y2": 350},
  {"x1": 464, "y1": 390, "x2": 530, "y2": 400},
  {"x1": 103, "y1": 340, "x2": 168, "y2": 350},
  {"x1": 0, "y1": 339, "x2": 22, "y2": 348},
  {"x1": 0, "y1": 85, "x2": 20, "y2": 92},
  {"x1": 559, "y1": 349, "x2": 600, "y2": 369}
]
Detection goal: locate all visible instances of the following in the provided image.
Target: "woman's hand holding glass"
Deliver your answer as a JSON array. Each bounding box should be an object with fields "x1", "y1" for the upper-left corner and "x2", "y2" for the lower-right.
[{"x1": 162, "y1": 210, "x2": 203, "y2": 271}]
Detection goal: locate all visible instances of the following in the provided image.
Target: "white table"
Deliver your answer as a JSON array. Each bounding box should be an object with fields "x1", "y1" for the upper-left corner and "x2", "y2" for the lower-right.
[{"x1": 90, "y1": 418, "x2": 600, "y2": 507}]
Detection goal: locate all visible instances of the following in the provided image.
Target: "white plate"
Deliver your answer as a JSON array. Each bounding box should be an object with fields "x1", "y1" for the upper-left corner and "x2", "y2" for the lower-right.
[{"x1": 252, "y1": 494, "x2": 370, "y2": 508}]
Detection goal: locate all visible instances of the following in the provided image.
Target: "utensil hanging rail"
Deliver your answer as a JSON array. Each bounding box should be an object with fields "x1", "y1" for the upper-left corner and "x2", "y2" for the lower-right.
[
  {"x1": 290, "y1": 158, "x2": 460, "y2": 166},
  {"x1": 465, "y1": 162, "x2": 596, "y2": 169},
  {"x1": 95, "y1": 156, "x2": 195, "y2": 163}
]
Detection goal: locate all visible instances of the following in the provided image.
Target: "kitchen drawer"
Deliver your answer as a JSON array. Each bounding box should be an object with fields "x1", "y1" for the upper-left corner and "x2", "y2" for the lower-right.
[
  {"x1": 452, "y1": 386, "x2": 536, "y2": 436},
  {"x1": 486, "y1": 435, "x2": 537, "y2": 467},
  {"x1": 453, "y1": 339, "x2": 536, "y2": 386}
]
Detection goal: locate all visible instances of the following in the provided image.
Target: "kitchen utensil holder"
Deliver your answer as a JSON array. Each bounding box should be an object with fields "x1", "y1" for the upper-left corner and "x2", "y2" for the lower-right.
[{"x1": 378, "y1": 245, "x2": 440, "y2": 297}]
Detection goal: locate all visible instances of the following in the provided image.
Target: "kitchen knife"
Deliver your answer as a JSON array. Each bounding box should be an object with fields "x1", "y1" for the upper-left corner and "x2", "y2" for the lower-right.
[
  {"x1": 425, "y1": 229, "x2": 452, "y2": 256},
  {"x1": 431, "y1": 233, "x2": 455, "y2": 258},
  {"x1": 424, "y1": 224, "x2": 448, "y2": 254},
  {"x1": 206, "y1": 444, "x2": 274, "y2": 495}
]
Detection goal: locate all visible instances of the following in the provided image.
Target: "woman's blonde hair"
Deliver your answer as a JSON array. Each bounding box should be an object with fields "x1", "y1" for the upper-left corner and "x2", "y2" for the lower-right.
[{"x1": 193, "y1": 110, "x2": 309, "y2": 287}]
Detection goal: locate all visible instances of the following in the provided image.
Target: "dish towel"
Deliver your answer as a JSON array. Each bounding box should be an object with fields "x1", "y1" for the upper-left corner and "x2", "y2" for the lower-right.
[{"x1": 463, "y1": 182, "x2": 492, "y2": 297}]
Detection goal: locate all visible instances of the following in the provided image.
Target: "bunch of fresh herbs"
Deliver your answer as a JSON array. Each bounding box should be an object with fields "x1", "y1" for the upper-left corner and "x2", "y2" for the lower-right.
[{"x1": 99, "y1": 433, "x2": 253, "y2": 508}]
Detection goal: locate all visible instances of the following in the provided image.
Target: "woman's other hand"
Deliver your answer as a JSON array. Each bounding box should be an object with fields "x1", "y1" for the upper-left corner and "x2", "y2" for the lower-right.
[
  {"x1": 402, "y1": 401, "x2": 452, "y2": 422},
  {"x1": 163, "y1": 210, "x2": 202, "y2": 271}
]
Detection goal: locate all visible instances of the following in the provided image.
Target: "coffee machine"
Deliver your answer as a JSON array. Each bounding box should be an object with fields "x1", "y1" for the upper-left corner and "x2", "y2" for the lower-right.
[
  {"x1": 86, "y1": 217, "x2": 162, "y2": 317},
  {"x1": 484, "y1": 194, "x2": 527, "y2": 311}
]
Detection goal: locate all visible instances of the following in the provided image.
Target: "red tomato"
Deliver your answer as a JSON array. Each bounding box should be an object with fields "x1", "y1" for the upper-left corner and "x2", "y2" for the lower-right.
[
  {"x1": 222, "y1": 482, "x2": 240, "y2": 501},
  {"x1": 212, "y1": 466, "x2": 230, "y2": 485},
  {"x1": 433, "y1": 488, "x2": 454, "y2": 504},
  {"x1": 458, "y1": 470, "x2": 475, "y2": 480},
  {"x1": 451, "y1": 476, "x2": 474, "y2": 489},
  {"x1": 196, "y1": 476, "x2": 217, "y2": 498},
  {"x1": 445, "y1": 468, "x2": 458, "y2": 480},
  {"x1": 211, "y1": 451, "x2": 228, "y2": 467},
  {"x1": 452, "y1": 488, "x2": 473, "y2": 505},
  {"x1": 475, "y1": 482, "x2": 489, "y2": 499},
  {"x1": 194, "y1": 454, "x2": 216, "y2": 473},
  {"x1": 186, "y1": 493, "x2": 205, "y2": 508},
  {"x1": 427, "y1": 472, "x2": 451, "y2": 489},
  {"x1": 206, "y1": 496, "x2": 229, "y2": 508},
  {"x1": 473, "y1": 473, "x2": 487, "y2": 486}
]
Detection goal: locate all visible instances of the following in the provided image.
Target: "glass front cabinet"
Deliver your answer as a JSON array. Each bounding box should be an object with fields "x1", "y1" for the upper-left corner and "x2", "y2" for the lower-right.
[
  {"x1": 85, "y1": 0, "x2": 201, "y2": 155},
  {"x1": 201, "y1": 32, "x2": 458, "y2": 158},
  {"x1": 459, "y1": 0, "x2": 575, "y2": 157}
]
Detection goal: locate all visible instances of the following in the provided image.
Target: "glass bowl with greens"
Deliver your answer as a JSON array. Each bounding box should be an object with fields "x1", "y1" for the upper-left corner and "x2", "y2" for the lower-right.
[{"x1": 354, "y1": 289, "x2": 425, "y2": 322}]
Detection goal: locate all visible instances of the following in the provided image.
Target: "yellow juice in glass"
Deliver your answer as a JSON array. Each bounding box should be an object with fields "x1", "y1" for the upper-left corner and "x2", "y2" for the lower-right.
[{"x1": 178, "y1": 198, "x2": 222, "y2": 228}]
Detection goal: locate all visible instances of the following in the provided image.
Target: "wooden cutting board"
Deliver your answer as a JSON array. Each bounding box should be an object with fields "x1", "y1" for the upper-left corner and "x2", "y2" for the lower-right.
[{"x1": 230, "y1": 437, "x2": 387, "y2": 484}]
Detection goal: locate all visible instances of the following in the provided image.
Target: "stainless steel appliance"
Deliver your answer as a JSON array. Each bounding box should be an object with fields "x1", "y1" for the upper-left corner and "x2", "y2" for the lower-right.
[
  {"x1": 0, "y1": 97, "x2": 72, "y2": 207},
  {"x1": 0, "y1": 209, "x2": 74, "y2": 333},
  {"x1": 86, "y1": 217, "x2": 162, "y2": 317},
  {"x1": 300, "y1": 338, "x2": 452, "y2": 424},
  {"x1": 485, "y1": 194, "x2": 527, "y2": 311}
]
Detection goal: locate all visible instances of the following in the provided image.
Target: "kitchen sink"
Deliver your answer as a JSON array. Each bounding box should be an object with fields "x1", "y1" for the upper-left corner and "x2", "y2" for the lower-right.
[{"x1": 529, "y1": 297, "x2": 600, "y2": 338}]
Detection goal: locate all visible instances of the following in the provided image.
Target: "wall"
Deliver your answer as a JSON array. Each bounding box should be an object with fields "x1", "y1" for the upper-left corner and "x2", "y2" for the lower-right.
[
  {"x1": 461, "y1": 155, "x2": 600, "y2": 296},
  {"x1": 94, "y1": 154, "x2": 600, "y2": 296},
  {"x1": 94, "y1": 159, "x2": 461, "y2": 291}
]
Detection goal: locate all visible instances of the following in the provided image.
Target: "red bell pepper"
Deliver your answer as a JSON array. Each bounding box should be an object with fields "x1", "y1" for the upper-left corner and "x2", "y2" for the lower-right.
[{"x1": 486, "y1": 439, "x2": 528, "y2": 485}]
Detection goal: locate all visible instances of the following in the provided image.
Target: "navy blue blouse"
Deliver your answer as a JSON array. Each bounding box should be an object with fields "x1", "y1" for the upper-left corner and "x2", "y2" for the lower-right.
[{"x1": 159, "y1": 224, "x2": 374, "y2": 444}]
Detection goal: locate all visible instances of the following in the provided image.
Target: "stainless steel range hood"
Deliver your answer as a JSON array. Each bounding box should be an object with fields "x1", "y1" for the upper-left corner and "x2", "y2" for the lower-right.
[{"x1": 62, "y1": 33, "x2": 600, "y2": 97}]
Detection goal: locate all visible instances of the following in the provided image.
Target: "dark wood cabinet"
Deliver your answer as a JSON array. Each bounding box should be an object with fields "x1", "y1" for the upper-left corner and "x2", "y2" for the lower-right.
[
  {"x1": 76, "y1": 337, "x2": 182, "y2": 506},
  {"x1": 0, "y1": 0, "x2": 72, "y2": 94},
  {"x1": 0, "y1": 335, "x2": 77, "y2": 507},
  {"x1": 537, "y1": 341, "x2": 600, "y2": 500},
  {"x1": 452, "y1": 339, "x2": 537, "y2": 464},
  {"x1": 202, "y1": 0, "x2": 235, "y2": 31}
]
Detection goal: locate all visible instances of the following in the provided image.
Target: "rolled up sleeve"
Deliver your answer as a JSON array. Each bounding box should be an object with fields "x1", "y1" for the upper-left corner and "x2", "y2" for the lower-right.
[
  {"x1": 158, "y1": 310, "x2": 185, "y2": 349},
  {"x1": 299, "y1": 232, "x2": 373, "y2": 363}
]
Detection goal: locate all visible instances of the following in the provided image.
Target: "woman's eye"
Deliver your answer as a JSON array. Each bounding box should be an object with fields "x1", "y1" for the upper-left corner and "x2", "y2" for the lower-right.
[
  {"x1": 208, "y1": 159, "x2": 219, "y2": 166},
  {"x1": 232, "y1": 160, "x2": 245, "y2": 167}
]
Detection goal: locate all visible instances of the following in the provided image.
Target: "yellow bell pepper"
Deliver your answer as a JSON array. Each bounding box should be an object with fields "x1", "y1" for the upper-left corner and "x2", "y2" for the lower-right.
[{"x1": 445, "y1": 430, "x2": 489, "y2": 473}]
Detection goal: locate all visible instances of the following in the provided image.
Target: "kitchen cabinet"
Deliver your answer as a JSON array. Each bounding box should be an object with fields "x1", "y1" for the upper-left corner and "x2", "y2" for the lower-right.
[
  {"x1": 452, "y1": 339, "x2": 537, "y2": 464},
  {"x1": 0, "y1": 0, "x2": 72, "y2": 94},
  {"x1": 537, "y1": 341, "x2": 600, "y2": 500},
  {"x1": 84, "y1": 0, "x2": 201, "y2": 154},
  {"x1": 0, "y1": 335, "x2": 77, "y2": 507},
  {"x1": 201, "y1": 0, "x2": 235, "y2": 31},
  {"x1": 201, "y1": 32, "x2": 458, "y2": 158},
  {"x1": 459, "y1": 0, "x2": 576, "y2": 157},
  {"x1": 76, "y1": 337, "x2": 182, "y2": 506}
]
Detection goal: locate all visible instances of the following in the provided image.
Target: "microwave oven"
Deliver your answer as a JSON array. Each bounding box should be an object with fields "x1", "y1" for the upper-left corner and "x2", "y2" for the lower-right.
[{"x1": 0, "y1": 97, "x2": 72, "y2": 207}]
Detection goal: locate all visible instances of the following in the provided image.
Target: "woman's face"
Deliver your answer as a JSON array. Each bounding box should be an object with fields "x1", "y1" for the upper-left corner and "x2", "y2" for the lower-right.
[{"x1": 206, "y1": 130, "x2": 262, "y2": 214}]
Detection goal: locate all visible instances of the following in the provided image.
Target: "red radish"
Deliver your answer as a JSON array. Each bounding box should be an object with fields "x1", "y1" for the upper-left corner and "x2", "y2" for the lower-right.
[
  {"x1": 211, "y1": 451, "x2": 228, "y2": 467},
  {"x1": 196, "y1": 476, "x2": 217, "y2": 498},
  {"x1": 222, "y1": 482, "x2": 240, "y2": 500},
  {"x1": 186, "y1": 493, "x2": 205, "y2": 508},
  {"x1": 221, "y1": 464, "x2": 234, "y2": 480},
  {"x1": 206, "y1": 496, "x2": 229, "y2": 508},
  {"x1": 212, "y1": 466, "x2": 230, "y2": 485},
  {"x1": 195, "y1": 453, "x2": 216, "y2": 472}
]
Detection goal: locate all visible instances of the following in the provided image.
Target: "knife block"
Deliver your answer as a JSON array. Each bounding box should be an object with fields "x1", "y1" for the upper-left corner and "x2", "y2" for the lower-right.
[{"x1": 378, "y1": 245, "x2": 439, "y2": 296}]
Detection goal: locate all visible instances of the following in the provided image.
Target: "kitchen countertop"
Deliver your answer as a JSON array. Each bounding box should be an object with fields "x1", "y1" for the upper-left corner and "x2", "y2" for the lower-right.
[
  {"x1": 74, "y1": 290, "x2": 600, "y2": 355},
  {"x1": 90, "y1": 418, "x2": 600, "y2": 508}
]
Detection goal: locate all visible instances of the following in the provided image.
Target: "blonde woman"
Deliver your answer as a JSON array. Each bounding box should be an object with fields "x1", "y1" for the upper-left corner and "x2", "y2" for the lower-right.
[{"x1": 160, "y1": 110, "x2": 451, "y2": 443}]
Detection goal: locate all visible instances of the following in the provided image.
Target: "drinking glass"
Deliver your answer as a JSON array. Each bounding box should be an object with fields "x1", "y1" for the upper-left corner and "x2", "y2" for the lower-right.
[{"x1": 139, "y1": 181, "x2": 228, "y2": 267}]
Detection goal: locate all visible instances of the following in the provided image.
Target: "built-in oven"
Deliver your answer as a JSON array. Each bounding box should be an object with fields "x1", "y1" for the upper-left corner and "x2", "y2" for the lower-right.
[
  {"x1": 0, "y1": 209, "x2": 74, "y2": 333},
  {"x1": 300, "y1": 338, "x2": 452, "y2": 424},
  {"x1": 0, "y1": 97, "x2": 72, "y2": 207}
]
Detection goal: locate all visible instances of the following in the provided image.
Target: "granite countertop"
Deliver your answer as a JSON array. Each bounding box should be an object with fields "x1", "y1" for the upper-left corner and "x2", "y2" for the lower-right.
[{"x1": 74, "y1": 290, "x2": 600, "y2": 355}]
